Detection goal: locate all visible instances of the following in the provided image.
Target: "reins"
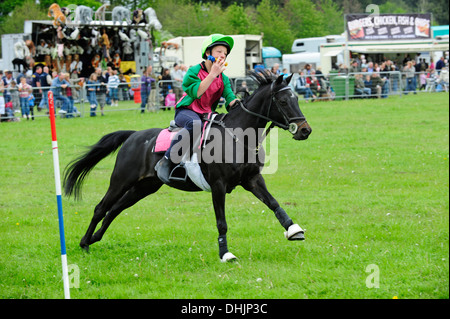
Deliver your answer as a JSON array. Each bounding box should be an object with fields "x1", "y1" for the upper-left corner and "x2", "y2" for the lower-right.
[{"x1": 206, "y1": 82, "x2": 306, "y2": 153}]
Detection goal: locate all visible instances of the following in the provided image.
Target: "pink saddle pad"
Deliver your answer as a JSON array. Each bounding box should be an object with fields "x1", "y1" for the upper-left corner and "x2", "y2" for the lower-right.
[{"x1": 154, "y1": 129, "x2": 177, "y2": 153}]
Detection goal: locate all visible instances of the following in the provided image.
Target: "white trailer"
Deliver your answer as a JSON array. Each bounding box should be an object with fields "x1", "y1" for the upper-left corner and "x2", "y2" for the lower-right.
[
  {"x1": 156, "y1": 34, "x2": 263, "y2": 79},
  {"x1": 0, "y1": 33, "x2": 32, "y2": 72}
]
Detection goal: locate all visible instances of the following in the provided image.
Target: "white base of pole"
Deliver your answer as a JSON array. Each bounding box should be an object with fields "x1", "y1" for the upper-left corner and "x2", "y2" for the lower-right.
[{"x1": 61, "y1": 254, "x2": 71, "y2": 299}]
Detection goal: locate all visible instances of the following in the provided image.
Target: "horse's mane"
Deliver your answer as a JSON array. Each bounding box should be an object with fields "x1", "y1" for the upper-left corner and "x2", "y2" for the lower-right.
[
  {"x1": 238, "y1": 70, "x2": 277, "y2": 105},
  {"x1": 249, "y1": 69, "x2": 277, "y2": 87}
]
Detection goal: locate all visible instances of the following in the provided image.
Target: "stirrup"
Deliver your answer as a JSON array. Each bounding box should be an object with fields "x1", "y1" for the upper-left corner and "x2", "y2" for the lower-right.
[{"x1": 169, "y1": 163, "x2": 188, "y2": 182}]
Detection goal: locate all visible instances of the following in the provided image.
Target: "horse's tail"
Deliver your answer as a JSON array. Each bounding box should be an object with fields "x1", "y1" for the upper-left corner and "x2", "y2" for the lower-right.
[{"x1": 63, "y1": 130, "x2": 136, "y2": 200}]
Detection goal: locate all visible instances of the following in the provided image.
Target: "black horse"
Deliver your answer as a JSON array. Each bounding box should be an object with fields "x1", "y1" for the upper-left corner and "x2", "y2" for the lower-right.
[{"x1": 63, "y1": 71, "x2": 312, "y2": 262}]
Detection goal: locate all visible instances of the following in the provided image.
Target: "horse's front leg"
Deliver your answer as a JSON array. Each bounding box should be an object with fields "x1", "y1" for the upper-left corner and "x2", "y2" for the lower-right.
[
  {"x1": 211, "y1": 181, "x2": 237, "y2": 262},
  {"x1": 243, "y1": 174, "x2": 305, "y2": 240}
]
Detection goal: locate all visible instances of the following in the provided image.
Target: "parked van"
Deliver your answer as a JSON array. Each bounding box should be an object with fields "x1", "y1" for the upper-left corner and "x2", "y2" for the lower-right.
[{"x1": 291, "y1": 35, "x2": 344, "y2": 53}]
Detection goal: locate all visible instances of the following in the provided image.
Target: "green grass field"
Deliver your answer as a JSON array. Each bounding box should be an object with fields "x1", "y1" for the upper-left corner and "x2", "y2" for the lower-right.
[{"x1": 0, "y1": 93, "x2": 448, "y2": 299}]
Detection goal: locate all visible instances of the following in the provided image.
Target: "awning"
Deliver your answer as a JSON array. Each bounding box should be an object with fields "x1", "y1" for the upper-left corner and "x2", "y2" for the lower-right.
[
  {"x1": 323, "y1": 49, "x2": 343, "y2": 57},
  {"x1": 348, "y1": 41, "x2": 449, "y2": 53}
]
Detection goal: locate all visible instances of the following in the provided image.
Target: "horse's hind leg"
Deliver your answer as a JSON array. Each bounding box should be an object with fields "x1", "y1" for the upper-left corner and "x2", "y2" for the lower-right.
[
  {"x1": 80, "y1": 183, "x2": 130, "y2": 251},
  {"x1": 89, "y1": 177, "x2": 163, "y2": 246}
]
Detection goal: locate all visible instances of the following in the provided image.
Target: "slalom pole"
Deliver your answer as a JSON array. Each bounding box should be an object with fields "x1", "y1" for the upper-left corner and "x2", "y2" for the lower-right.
[{"x1": 48, "y1": 91, "x2": 71, "y2": 299}]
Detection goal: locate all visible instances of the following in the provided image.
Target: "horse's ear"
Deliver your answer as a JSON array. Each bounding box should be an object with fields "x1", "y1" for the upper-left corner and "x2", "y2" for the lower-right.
[
  {"x1": 285, "y1": 73, "x2": 293, "y2": 84},
  {"x1": 275, "y1": 74, "x2": 284, "y2": 85}
]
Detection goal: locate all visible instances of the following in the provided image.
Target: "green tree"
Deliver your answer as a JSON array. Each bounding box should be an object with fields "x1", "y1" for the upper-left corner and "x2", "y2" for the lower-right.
[
  {"x1": 316, "y1": 0, "x2": 344, "y2": 35},
  {"x1": 224, "y1": 3, "x2": 257, "y2": 34},
  {"x1": 38, "y1": 0, "x2": 103, "y2": 10},
  {"x1": 0, "y1": 0, "x2": 47, "y2": 35},
  {"x1": 282, "y1": 0, "x2": 326, "y2": 39},
  {"x1": 0, "y1": 0, "x2": 48, "y2": 58},
  {"x1": 255, "y1": 0, "x2": 294, "y2": 53}
]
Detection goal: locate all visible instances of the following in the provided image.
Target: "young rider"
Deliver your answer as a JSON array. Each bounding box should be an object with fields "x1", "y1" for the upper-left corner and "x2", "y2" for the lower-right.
[{"x1": 156, "y1": 34, "x2": 239, "y2": 183}]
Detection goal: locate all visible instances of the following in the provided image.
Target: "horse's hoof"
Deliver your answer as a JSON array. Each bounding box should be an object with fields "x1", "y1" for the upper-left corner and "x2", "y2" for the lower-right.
[
  {"x1": 221, "y1": 252, "x2": 238, "y2": 263},
  {"x1": 284, "y1": 224, "x2": 305, "y2": 241},
  {"x1": 80, "y1": 243, "x2": 90, "y2": 253}
]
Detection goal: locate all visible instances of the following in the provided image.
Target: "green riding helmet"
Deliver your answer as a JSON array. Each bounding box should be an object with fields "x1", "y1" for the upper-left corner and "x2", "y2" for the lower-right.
[{"x1": 201, "y1": 34, "x2": 234, "y2": 60}]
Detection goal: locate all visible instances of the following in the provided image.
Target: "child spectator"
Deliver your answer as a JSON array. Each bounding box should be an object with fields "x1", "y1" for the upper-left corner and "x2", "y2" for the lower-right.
[
  {"x1": 164, "y1": 88, "x2": 176, "y2": 109},
  {"x1": 87, "y1": 73, "x2": 99, "y2": 117},
  {"x1": 18, "y1": 77, "x2": 32, "y2": 119},
  {"x1": 0, "y1": 82, "x2": 5, "y2": 121},
  {"x1": 107, "y1": 70, "x2": 120, "y2": 106},
  {"x1": 419, "y1": 72, "x2": 427, "y2": 90},
  {"x1": 28, "y1": 92, "x2": 35, "y2": 120},
  {"x1": 10, "y1": 80, "x2": 20, "y2": 114}
]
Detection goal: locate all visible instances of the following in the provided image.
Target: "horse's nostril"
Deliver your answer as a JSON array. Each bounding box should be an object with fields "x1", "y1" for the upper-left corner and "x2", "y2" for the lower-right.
[{"x1": 301, "y1": 127, "x2": 311, "y2": 135}]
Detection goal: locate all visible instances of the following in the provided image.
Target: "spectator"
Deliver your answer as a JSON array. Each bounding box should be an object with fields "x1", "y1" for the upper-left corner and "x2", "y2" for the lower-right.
[
  {"x1": 63, "y1": 73, "x2": 76, "y2": 118},
  {"x1": 295, "y1": 71, "x2": 315, "y2": 102},
  {"x1": 87, "y1": 72, "x2": 99, "y2": 117},
  {"x1": 308, "y1": 70, "x2": 327, "y2": 99},
  {"x1": 349, "y1": 60, "x2": 360, "y2": 74},
  {"x1": 429, "y1": 58, "x2": 435, "y2": 71},
  {"x1": 367, "y1": 62, "x2": 374, "y2": 74},
  {"x1": 411, "y1": 60, "x2": 419, "y2": 90},
  {"x1": 159, "y1": 68, "x2": 172, "y2": 102},
  {"x1": 170, "y1": 63, "x2": 184, "y2": 102},
  {"x1": 10, "y1": 80, "x2": 20, "y2": 114},
  {"x1": 419, "y1": 72, "x2": 427, "y2": 90},
  {"x1": 2, "y1": 70, "x2": 14, "y2": 103},
  {"x1": 338, "y1": 64, "x2": 349, "y2": 75},
  {"x1": 31, "y1": 66, "x2": 42, "y2": 109},
  {"x1": 387, "y1": 61, "x2": 400, "y2": 93},
  {"x1": 95, "y1": 68, "x2": 108, "y2": 116},
  {"x1": 28, "y1": 92, "x2": 35, "y2": 118},
  {"x1": 379, "y1": 62, "x2": 391, "y2": 98},
  {"x1": 39, "y1": 66, "x2": 52, "y2": 112},
  {"x1": 354, "y1": 73, "x2": 371, "y2": 97},
  {"x1": 436, "y1": 57, "x2": 445, "y2": 75},
  {"x1": 402, "y1": 54, "x2": 411, "y2": 66},
  {"x1": 370, "y1": 73, "x2": 384, "y2": 99},
  {"x1": 360, "y1": 55, "x2": 368, "y2": 69},
  {"x1": 236, "y1": 80, "x2": 250, "y2": 98},
  {"x1": 51, "y1": 72, "x2": 71, "y2": 115},
  {"x1": 70, "y1": 54, "x2": 83, "y2": 77},
  {"x1": 403, "y1": 61, "x2": 416, "y2": 94},
  {"x1": 147, "y1": 65, "x2": 158, "y2": 112},
  {"x1": 0, "y1": 81, "x2": 9, "y2": 121},
  {"x1": 70, "y1": 54, "x2": 83, "y2": 101},
  {"x1": 437, "y1": 67, "x2": 449, "y2": 90},
  {"x1": 271, "y1": 63, "x2": 281, "y2": 75},
  {"x1": 140, "y1": 67, "x2": 156, "y2": 113},
  {"x1": 364, "y1": 75, "x2": 372, "y2": 93},
  {"x1": 315, "y1": 67, "x2": 326, "y2": 82},
  {"x1": 118, "y1": 73, "x2": 129, "y2": 101},
  {"x1": 164, "y1": 88, "x2": 176, "y2": 108},
  {"x1": 425, "y1": 68, "x2": 438, "y2": 91},
  {"x1": 107, "y1": 69, "x2": 120, "y2": 106},
  {"x1": 18, "y1": 77, "x2": 32, "y2": 119}
]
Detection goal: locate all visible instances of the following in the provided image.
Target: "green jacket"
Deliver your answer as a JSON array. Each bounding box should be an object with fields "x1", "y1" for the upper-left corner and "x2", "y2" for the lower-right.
[{"x1": 176, "y1": 63, "x2": 236, "y2": 112}]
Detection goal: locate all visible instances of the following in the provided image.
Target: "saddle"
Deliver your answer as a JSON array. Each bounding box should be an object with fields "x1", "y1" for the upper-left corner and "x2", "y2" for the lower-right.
[{"x1": 153, "y1": 113, "x2": 219, "y2": 191}]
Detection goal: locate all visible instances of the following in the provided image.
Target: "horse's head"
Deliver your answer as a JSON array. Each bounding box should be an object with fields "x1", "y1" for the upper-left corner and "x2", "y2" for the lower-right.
[{"x1": 247, "y1": 71, "x2": 312, "y2": 141}]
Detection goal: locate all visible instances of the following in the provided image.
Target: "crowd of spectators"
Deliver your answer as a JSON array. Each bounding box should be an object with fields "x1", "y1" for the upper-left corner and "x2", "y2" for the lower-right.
[
  {"x1": 292, "y1": 54, "x2": 449, "y2": 102},
  {"x1": 2, "y1": 53, "x2": 448, "y2": 121}
]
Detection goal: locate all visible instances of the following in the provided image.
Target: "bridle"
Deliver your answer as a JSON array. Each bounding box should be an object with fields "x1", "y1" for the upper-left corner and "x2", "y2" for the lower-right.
[
  {"x1": 207, "y1": 82, "x2": 308, "y2": 153},
  {"x1": 237, "y1": 82, "x2": 307, "y2": 134}
]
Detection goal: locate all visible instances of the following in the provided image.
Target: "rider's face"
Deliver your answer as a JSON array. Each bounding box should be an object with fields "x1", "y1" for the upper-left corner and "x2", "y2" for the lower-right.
[{"x1": 210, "y1": 45, "x2": 228, "y2": 61}]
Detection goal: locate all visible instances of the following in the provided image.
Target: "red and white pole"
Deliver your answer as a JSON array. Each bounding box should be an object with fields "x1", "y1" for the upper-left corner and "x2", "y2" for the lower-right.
[{"x1": 48, "y1": 91, "x2": 71, "y2": 299}]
